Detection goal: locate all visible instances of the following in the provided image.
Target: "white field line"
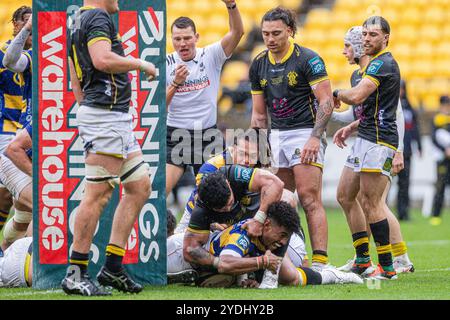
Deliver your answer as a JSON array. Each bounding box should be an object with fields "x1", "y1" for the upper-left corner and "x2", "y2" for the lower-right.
[{"x1": 0, "y1": 289, "x2": 63, "y2": 298}]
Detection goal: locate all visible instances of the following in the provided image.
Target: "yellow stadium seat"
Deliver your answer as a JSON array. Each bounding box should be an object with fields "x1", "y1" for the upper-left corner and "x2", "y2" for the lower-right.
[
  {"x1": 400, "y1": 7, "x2": 422, "y2": 26},
  {"x1": 278, "y1": 0, "x2": 303, "y2": 11},
  {"x1": 304, "y1": 9, "x2": 332, "y2": 29},
  {"x1": 422, "y1": 94, "x2": 440, "y2": 111}
]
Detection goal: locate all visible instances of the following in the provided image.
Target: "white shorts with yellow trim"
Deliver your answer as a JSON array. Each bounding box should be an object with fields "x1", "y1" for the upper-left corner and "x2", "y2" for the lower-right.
[
  {"x1": 76, "y1": 105, "x2": 141, "y2": 159},
  {"x1": 0, "y1": 156, "x2": 31, "y2": 201},
  {"x1": 269, "y1": 128, "x2": 327, "y2": 169},
  {"x1": 344, "y1": 137, "x2": 395, "y2": 179},
  {"x1": 0, "y1": 237, "x2": 32, "y2": 288}
]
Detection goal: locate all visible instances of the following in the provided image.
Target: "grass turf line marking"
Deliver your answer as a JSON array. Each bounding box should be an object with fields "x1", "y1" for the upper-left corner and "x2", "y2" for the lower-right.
[{"x1": 0, "y1": 289, "x2": 63, "y2": 297}]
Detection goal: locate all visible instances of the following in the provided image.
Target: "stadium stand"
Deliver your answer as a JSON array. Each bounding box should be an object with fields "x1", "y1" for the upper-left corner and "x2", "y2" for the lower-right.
[
  {"x1": 166, "y1": 0, "x2": 448, "y2": 113},
  {"x1": 1, "y1": 1, "x2": 447, "y2": 112}
]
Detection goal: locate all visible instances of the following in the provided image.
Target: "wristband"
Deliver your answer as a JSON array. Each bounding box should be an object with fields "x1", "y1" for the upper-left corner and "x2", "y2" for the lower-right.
[
  {"x1": 253, "y1": 210, "x2": 267, "y2": 224},
  {"x1": 333, "y1": 89, "x2": 340, "y2": 98},
  {"x1": 227, "y1": 3, "x2": 236, "y2": 9},
  {"x1": 256, "y1": 256, "x2": 261, "y2": 270},
  {"x1": 172, "y1": 80, "x2": 183, "y2": 87},
  {"x1": 138, "y1": 59, "x2": 155, "y2": 81},
  {"x1": 213, "y1": 257, "x2": 220, "y2": 269}
]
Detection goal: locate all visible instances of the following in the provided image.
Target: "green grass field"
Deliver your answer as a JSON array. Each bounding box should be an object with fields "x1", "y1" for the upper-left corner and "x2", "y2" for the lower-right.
[{"x1": 1, "y1": 208, "x2": 449, "y2": 300}]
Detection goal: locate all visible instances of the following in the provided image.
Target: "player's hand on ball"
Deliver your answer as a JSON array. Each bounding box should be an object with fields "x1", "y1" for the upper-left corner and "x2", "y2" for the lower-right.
[
  {"x1": 301, "y1": 136, "x2": 320, "y2": 164},
  {"x1": 242, "y1": 218, "x2": 263, "y2": 237}
]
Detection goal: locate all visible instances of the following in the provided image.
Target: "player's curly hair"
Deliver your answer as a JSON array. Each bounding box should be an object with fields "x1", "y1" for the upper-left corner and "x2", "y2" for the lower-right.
[
  {"x1": 266, "y1": 201, "x2": 300, "y2": 235},
  {"x1": 11, "y1": 6, "x2": 32, "y2": 23},
  {"x1": 261, "y1": 6, "x2": 297, "y2": 37},
  {"x1": 198, "y1": 171, "x2": 231, "y2": 210}
]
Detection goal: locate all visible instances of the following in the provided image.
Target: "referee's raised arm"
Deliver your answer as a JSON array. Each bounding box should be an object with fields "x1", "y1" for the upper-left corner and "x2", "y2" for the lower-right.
[{"x1": 220, "y1": 0, "x2": 245, "y2": 57}]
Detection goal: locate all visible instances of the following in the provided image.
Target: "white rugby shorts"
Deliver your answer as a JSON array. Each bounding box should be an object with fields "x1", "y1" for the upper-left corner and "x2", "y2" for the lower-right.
[
  {"x1": 76, "y1": 106, "x2": 141, "y2": 159},
  {"x1": 269, "y1": 128, "x2": 327, "y2": 169},
  {"x1": 344, "y1": 137, "x2": 395, "y2": 179}
]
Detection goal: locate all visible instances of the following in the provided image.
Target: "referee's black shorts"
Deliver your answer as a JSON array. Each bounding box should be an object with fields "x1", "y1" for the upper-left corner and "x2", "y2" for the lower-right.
[{"x1": 166, "y1": 125, "x2": 225, "y2": 175}]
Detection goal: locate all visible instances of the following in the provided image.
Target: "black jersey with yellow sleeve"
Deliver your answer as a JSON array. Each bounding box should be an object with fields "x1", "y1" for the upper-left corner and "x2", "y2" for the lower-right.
[
  {"x1": 358, "y1": 50, "x2": 400, "y2": 149},
  {"x1": 187, "y1": 165, "x2": 260, "y2": 234},
  {"x1": 249, "y1": 41, "x2": 329, "y2": 130},
  {"x1": 68, "y1": 7, "x2": 131, "y2": 112}
]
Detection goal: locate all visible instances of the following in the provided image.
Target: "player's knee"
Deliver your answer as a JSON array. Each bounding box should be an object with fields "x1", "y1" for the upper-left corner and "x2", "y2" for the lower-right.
[
  {"x1": 85, "y1": 164, "x2": 120, "y2": 189},
  {"x1": 0, "y1": 189, "x2": 13, "y2": 212},
  {"x1": 3, "y1": 218, "x2": 27, "y2": 243}
]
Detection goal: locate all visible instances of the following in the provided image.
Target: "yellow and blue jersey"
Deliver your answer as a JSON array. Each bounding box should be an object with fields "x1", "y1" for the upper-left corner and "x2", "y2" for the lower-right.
[
  {"x1": 209, "y1": 219, "x2": 266, "y2": 258},
  {"x1": 0, "y1": 41, "x2": 31, "y2": 135}
]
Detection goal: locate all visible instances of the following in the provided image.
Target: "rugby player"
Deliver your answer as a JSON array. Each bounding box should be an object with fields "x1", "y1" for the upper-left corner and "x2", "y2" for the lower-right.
[
  {"x1": 0, "y1": 6, "x2": 32, "y2": 232},
  {"x1": 0, "y1": 236, "x2": 32, "y2": 288},
  {"x1": 168, "y1": 201, "x2": 362, "y2": 288},
  {"x1": 430, "y1": 95, "x2": 450, "y2": 226},
  {"x1": 249, "y1": 7, "x2": 334, "y2": 269},
  {"x1": 332, "y1": 26, "x2": 414, "y2": 275},
  {"x1": 173, "y1": 128, "x2": 308, "y2": 269},
  {"x1": 165, "y1": 0, "x2": 244, "y2": 195},
  {"x1": 0, "y1": 10, "x2": 33, "y2": 250},
  {"x1": 332, "y1": 16, "x2": 401, "y2": 280},
  {"x1": 61, "y1": 0, "x2": 156, "y2": 296}
]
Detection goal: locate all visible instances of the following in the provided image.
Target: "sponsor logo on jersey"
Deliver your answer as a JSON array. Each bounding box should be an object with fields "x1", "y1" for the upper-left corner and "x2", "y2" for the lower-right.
[
  {"x1": 236, "y1": 234, "x2": 249, "y2": 251},
  {"x1": 287, "y1": 71, "x2": 298, "y2": 87},
  {"x1": 366, "y1": 60, "x2": 384, "y2": 75},
  {"x1": 308, "y1": 56, "x2": 325, "y2": 75},
  {"x1": 234, "y1": 166, "x2": 253, "y2": 182}
]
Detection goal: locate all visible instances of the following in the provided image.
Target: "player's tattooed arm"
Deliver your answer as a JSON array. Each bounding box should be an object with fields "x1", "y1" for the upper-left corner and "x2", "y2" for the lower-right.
[
  {"x1": 183, "y1": 231, "x2": 215, "y2": 266},
  {"x1": 311, "y1": 79, "x2": 334, "y2": 139},
  {"x1": 311, "y1": 98, "x2": 333, "y2": 139}
]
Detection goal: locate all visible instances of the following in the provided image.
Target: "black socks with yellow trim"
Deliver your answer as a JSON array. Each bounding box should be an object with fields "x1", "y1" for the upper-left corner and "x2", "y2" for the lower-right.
[
  {"x1": 105, "y1": 244, "x2": 126, "y2": 273},
  {"x1": 312, "y1": 250, "x2": 328, "y2": 265},
  {"x1": 69, "y1": 251, "x2": 89, "y2": 274},
  {"x1": 352, "y1": 231, "x2": 371, "y2": 264},
  {"x1": 369, "y1": 219, "x2": 394, "y2": 272}
]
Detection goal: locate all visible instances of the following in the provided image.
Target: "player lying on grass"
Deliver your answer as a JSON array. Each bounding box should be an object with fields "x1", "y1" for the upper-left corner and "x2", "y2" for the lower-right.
[
  {"x1": 167, "y1": 201, "x2": 363, "y2": 288},
  {"x1": 0, "y1": 225, "x2": 32, "y2": 288}
]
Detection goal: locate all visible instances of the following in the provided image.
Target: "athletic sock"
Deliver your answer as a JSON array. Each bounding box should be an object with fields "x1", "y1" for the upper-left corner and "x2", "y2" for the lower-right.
[
  {"x1": 369, "y1": 219, "x2": 394, "y2": 272},
  {"x1": 312, "y1": 250, "x2": 328, "y2": 265},
  {"x1": 0, "y1": 209, "x2": 9, "y2": 231},
  {"x1": 105, "y1": 244, "x2": 126, "y2": 273},
  {"x1": 392, "y1": 241, "x2": 407, "y2": 257},
  {"x1": 296, "y1": 267, "x2": 322, "y2": 286},
  {"x1": 352, "y1": 231, "x2": 371, "y2": 264},
  {"x1": 69, "y1": 251, "x2": 89, "y2": 274}
]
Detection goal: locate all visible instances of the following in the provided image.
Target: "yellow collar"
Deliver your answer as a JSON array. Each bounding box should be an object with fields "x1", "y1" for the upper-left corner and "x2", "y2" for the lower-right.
[
  {"x1": 80, "y1": 6, "x2": 96, "y2": 10},
  {"x1": 360, "y1": 49, "x2": 389, "y2": 73},
  {"x1": 268, "y1": 39, "x2": 295, "y2": 65}
]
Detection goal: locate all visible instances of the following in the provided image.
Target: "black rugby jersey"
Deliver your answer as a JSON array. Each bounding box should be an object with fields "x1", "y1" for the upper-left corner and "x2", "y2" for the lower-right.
[
  {"x1": 249, "y1": 41, "x2": 329, "y2": 130},
  {"x1": 187, "y1": 165, "x2": 260, "y2": 233},
  {"x1": 68, "y1": 7, "x2": 131, "y2": 112},
  {"x1": 358, "y1": 50, "x2": 400, "y2": 149}
]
